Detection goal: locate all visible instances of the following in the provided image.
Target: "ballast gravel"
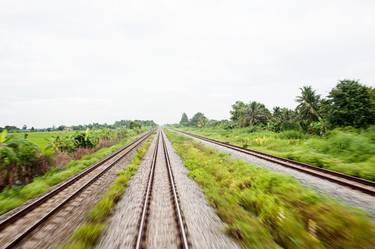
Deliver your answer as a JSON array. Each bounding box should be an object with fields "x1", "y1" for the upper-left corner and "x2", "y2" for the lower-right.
[{"x1": 96, "y1": 133, "x2": 240, "y2": 249}]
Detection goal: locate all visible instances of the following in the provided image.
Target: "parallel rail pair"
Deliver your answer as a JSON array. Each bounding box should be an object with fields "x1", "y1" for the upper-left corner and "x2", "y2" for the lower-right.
[
  {"x1": 0, "y1": 130, "x2": 154, "y2": 249},
  {"x1": 175, "y1": 130, "x2": 375, "y2": 196},
  {"x1": 135, "y1": 130, "x2": 189, "y2": 249}
]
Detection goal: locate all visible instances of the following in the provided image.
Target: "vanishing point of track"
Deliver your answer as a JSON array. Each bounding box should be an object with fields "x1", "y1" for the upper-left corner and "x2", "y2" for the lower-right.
[
  {"x1": 175, "y1": 130, "x2": 375, "y2": 196},
  {"x1": 0, "y1": 130, "x2": 154, "y2": 249},
  {"x1": 135, "y1": 130, "x2": 189, "y2": 249}
]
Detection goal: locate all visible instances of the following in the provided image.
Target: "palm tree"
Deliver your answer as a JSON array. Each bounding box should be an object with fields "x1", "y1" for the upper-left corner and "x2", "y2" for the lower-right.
[
  {"x1": 244, "y1": 101, "x2": 270, "y2": 126},
  {"x1": 296, "y1": 86, "x2": 321, "y2": 123}
]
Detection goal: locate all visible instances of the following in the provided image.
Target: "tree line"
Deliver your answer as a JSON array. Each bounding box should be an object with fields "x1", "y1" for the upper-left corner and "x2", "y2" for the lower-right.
[
  {"x1": 0, "y1": 119, "x2": 157, "y2": 133},
  {"x1": 178, "y1": 80, "x2": 374, "y2": 134}
]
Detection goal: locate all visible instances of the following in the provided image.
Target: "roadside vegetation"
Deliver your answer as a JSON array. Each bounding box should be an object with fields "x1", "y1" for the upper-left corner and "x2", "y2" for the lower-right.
[
  {"x1": 0, "y1": 125, "x2": 153, "y2": 214},
  {"x1": 179, "y1": 127, "x2": 375, "y2": 181},
  {"x1": 175, "y1": 80, "x2": 375, "y2": 181},
  {"x1": 58, "y1": 135, "x2": 153, "y2": 249},
  {"x1": 166, "y1": 130, "x2": 375, "y2": 249},
  {"x1": 12, "y1": 131, "x2": 75, "y2": 150},
  {"x1": 0, "y1": 126, "x2": 147, "y2": 189}
]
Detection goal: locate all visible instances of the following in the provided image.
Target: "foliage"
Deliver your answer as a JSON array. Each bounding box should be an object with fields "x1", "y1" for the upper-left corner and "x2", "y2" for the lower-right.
[
  {"x1": 0, "y1": 131, "x2": 48, "y2": 188},
  {"x1": 295, "y1": 85, "x2": 322, "y2": 131},
  {"x1": 230, "y1": 101, "x2": 271, "y2": 127},
  {"x1": 189, "y1": 112, "x2": 208, "y2": 128},
  {"x1": 230, "y1": 101, "x2": 248, "y2": 125},
  {"x1": 47, "y1": 128, "x2": 129, "y2": 154},
  {"x1": 327, "y1": 80, "x2": 374, "y2": 128},
  {"x1": 179, "y1": 113, "x2": 189, "y2": 126},
  {"x1": 58, "y1": 136, "x2": 152, "y2": 249},
  {"x1": 11, "y1": 131, "x2": 74, "y2": 152},
  {"x1": 270, "y1": 107, "x2": 299, "y2": 132},
  {"x1": 175, "y1": 80, "x2": 373, "y2": 136},
  {"x1": 166, "y1": 130, "x2": 375, "y2": 249},
  {"x1": 0, "y1": 129, "x2": 145, "y2": 214},
  {"x1": 179, "y1": 126, "x2": 375, "y2": 181}
]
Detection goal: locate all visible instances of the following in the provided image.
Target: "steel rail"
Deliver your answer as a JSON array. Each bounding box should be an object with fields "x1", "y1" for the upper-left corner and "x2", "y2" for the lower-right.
[
  {"x1": 1, "y1": 129, "x2": 154, "y2": 249},
  {"x1": 134, "y1": 132, "x2": 160, "y2": 249},
  {"x1": 135, "y1": 131, "x2": 189, "y2": 249},
  {"x1": 161, "y1": 131, "x2": 189, "y2": 249},
  {"x1": 174, "y1": 129, "x2": 375, "y2": 196}
]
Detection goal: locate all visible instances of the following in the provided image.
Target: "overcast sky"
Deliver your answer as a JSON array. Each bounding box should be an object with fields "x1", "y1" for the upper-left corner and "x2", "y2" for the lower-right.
[{"x1": 1, "y1": 0, "x2": 374, "y2": 128}]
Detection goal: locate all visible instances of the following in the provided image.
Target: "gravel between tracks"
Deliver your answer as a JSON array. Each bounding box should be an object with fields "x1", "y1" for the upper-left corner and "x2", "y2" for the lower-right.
[
  {"x1": 96, "y1": 133, "x2": 240, "y2": 249},
  {"x1": 179, "y1": 132, "x2": 375, "y2": 219}
]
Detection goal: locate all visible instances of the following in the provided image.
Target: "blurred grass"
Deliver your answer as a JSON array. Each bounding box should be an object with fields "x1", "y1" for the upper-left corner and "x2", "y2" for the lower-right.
[
  {"x1": 166, "y1": 130, "x2": 375, "y2": 249},
  {"x1": 179, "y1": 126, "x2": 375, "y2": 181},
  {"x1": 58, "y1": 135, "x2": 152, "y2": 249},
  {"x1": 0, "y1": 130, "x2": 147, "y2": 214}
]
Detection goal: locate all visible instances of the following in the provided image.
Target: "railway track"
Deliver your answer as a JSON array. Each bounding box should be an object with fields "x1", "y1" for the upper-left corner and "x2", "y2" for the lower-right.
[
  {"x1": 174, "y1": 129, "x2": 375, "y2": 196},
  {"x1": 0, "y1": 130, "x2": 154, "y2": 249},
  {"x1": 135, "y1": 130, "x2": 189, "y2": 249}
]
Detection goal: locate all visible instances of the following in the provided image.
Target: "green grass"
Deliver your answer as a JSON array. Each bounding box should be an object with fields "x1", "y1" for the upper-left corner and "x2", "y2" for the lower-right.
[
  {"x1": 58, "y1": 135, "x2": 153, "y2": 249},
  {"x1": 166, "y1": 130, "x2": 375, "y2": 249},
  {"x1": 11, "y1": 131, "x2": 75, "y2": 151},
  {"x1": 178, "y1": 126, "x2": 375, "y2": 181},
  {"x1": 0, "y1": 130, "x2": 148, "y2": 214}
]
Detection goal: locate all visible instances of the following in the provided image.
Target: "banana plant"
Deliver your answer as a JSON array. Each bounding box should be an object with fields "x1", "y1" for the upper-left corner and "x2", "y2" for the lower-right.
[{"x1": 0, "y1": 130, "x2": 10, "y2": 145}]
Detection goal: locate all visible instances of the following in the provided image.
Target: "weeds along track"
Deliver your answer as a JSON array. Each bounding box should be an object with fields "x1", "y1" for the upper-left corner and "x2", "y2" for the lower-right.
[
  {"x1": 0, "y1": 130, "x2": 154, "y2": 249},
  {"x1": 174, "y1": 130, "x2": 375, "y2": 196},
  {"x1": 135, "y1": 130, "x2": 189, "y2": 249}
]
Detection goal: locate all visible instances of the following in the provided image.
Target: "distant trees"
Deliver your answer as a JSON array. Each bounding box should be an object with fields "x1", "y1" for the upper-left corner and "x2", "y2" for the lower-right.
[
  {"x1": 177, "y1": 112, "x2": 207, "y2": 128},
  {"x1": 1, "y1": 120, "x2": 157, "y2": 133},
  {"x1": 270, "y1": 107, "x2": 298, "y2": 132},
  {"x1": 327, "y1": 80, "x2": 374, "y2": 128},
  {"x1": 230, "y1": 101, "x2": 247, "y2": 126},
  {"x1": 57, "y1": 125, "x2": 66, "y2": 131},
  {"x1": 129, "y1": 121, "x2": 142, "y2": 129},
  {"x1": 244, "y1": 101, "x2": 271, "y2": 126},
  {"x1": 190, "y1": 112, "x2": 208, "y2": 128},
  {"x1": 178, "y1": 79, "x2": 374, "y2": 134},
  {"x1": 296, "y1": 86, "x2": 321, "y2": 122},
  {"x1": 230, "y1": 101, "x2": 270, "y2": 127},
  {"x1": 179, "y1": 113, "x2": 189, "y2": 126}
]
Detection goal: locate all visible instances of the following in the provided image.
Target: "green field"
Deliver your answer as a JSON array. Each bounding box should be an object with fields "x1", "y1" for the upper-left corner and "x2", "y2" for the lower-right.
[
  {"x1": 178, "y1": 126, "x2": 375, "y2": 181},
  {"x1": 11, "y1": 131, "x2": 75, "y2": 150}
]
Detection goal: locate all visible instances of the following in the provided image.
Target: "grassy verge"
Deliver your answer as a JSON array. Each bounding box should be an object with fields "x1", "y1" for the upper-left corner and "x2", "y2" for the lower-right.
[
  {"x1": 178, "y1": 127, "x2": 375, "y2": 181},
  {"x1": 58, "y1": 135, "x2": 153, "y2": 249},
  {"x1": 0, "y1": 130, "x2": 148, "y2": 215},
  {"x1": 166, "y1": 130, "x2": 375, "y2": 249}
]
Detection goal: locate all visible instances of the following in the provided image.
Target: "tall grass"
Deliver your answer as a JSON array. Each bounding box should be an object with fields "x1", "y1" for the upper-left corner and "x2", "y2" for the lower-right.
[
  {"x1": 179, "y1": 126, "x2": 375, "y2": 181},
  {"x1": 58, "y1": 136, "x2": 153, "y2": 249},
  {"x1": 166, "y1": 130, "x2": 375, "y2": 249},
  {"x1": 0, "y1": 131, "x2": 146, "y2": 214}
]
